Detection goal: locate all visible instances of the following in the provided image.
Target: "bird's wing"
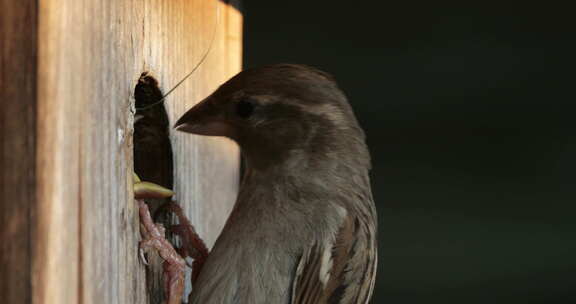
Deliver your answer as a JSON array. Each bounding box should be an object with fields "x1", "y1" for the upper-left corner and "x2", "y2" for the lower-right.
[{"x1": 291, "y1": 214, "x2": 377, "y2": 304}]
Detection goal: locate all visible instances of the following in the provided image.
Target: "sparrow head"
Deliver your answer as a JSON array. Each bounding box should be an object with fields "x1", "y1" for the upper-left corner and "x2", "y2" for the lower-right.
[{"x1": 175, "y1": 64, "x2": 369, "y2": 171}]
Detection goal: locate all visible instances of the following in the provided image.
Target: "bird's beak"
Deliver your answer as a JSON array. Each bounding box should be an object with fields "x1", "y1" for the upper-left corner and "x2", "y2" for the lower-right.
[{"x1": 174, "y1": 96, "x2": 231, "y2": 137}]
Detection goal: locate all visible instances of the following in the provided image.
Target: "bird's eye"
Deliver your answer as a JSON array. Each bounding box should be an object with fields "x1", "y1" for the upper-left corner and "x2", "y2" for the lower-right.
[{"x1": 236, "y1": 99, "x2": 255, "y2": 118}]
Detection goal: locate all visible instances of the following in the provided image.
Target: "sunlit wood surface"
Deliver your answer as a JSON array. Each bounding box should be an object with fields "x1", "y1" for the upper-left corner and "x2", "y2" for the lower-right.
[{"x1": 1, "y1": 1, "x2": 241, "y2": 303}]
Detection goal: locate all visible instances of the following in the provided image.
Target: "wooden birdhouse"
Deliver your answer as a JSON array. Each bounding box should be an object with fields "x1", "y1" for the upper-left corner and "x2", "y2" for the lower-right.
[{"x1": 0, "y1": 1, "x2": 242, "y2": 302}]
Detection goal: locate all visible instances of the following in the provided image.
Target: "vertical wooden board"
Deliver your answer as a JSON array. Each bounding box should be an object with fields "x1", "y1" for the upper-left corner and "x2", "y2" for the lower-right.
[
  {"x1": 35, "y1": 0, "x2": 81, "y2": 302},
  {"x1": 0, "y1": 1, "x2": 37, "y2": 303},
  {"x1": 140, "y1": 0, "x2": 242, "y2": 249},
  {"x1": 36, "y1": 1, "x2": 145, "y2": 303},
  {"x1": 34, "y1": 0, "x2": 241, "y2": 303},
  {"x1": 141, "y1": 0, "x2": 242, "y2": 297},
  {"x1": 74, "y1": 2, "x2": 146, "y2": 303},
  {"x1": 35, "y1": 1, "x2": 137, "y2": 303}
]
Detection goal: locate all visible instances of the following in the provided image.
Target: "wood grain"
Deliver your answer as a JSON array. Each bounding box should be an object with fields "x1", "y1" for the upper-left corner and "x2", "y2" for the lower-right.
[
  {"x1": 0, "y1": 0, "x2": 243, "y2": 303},
  {"x1": 0, "y1": 1, "x2": 37, "y2": 303}
]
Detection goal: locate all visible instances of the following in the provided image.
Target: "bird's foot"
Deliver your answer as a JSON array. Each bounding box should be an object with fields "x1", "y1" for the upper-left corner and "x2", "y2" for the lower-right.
[
  {"x1": 158, "y1": 202, "x2": 209, "y2": 284},
  {"x1": 134, "y1": 173, "x2": 185, "y2": 304}
]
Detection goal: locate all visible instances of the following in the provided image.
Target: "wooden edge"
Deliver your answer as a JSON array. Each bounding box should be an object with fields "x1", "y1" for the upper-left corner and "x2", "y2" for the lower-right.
[{"x1": 0, "y1": 0, "x2": 37, "y2": 303}]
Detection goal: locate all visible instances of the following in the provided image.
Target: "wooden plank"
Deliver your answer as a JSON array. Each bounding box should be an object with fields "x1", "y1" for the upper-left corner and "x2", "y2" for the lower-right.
[
  {"x1": 33, "y1": 0, "x2": 241, "y2": 303},
  {"x1": 140, "y1": 1, "x2": 242, "y2": 299},
  {"x1": 0, "y1": 1, "x2": 37, "y2": 303},
  {"x1": 33, "y1": 0, "x2": 242, "y2": 303}
]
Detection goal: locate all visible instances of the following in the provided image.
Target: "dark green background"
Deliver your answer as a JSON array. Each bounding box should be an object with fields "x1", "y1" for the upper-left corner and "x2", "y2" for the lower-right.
[{"x1": 242, "y1": 1, "x2": 575, "y2": 303}]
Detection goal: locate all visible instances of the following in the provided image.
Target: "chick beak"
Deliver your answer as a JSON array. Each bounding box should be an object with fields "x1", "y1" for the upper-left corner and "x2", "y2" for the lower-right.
[{"x1": 174, "y1": 96, "x2": 231, "y2": 137}]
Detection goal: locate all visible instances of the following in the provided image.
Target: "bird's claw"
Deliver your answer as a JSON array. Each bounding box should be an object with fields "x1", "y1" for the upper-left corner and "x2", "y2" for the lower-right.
[
  {"x1": 134, "y1": 172, "x2": 185, "y2": 304},
  {"x1": 139, "y1": 247, "x2": 149, "y2": 265},
  {"x1": 157, "y1": 202, "x2": 209, "y2": 283}
]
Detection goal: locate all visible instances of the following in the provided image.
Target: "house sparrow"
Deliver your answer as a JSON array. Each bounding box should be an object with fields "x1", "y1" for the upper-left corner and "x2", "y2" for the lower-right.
[{"x1": 174, "y1": 64, "x2": 378, "y2": 303}]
